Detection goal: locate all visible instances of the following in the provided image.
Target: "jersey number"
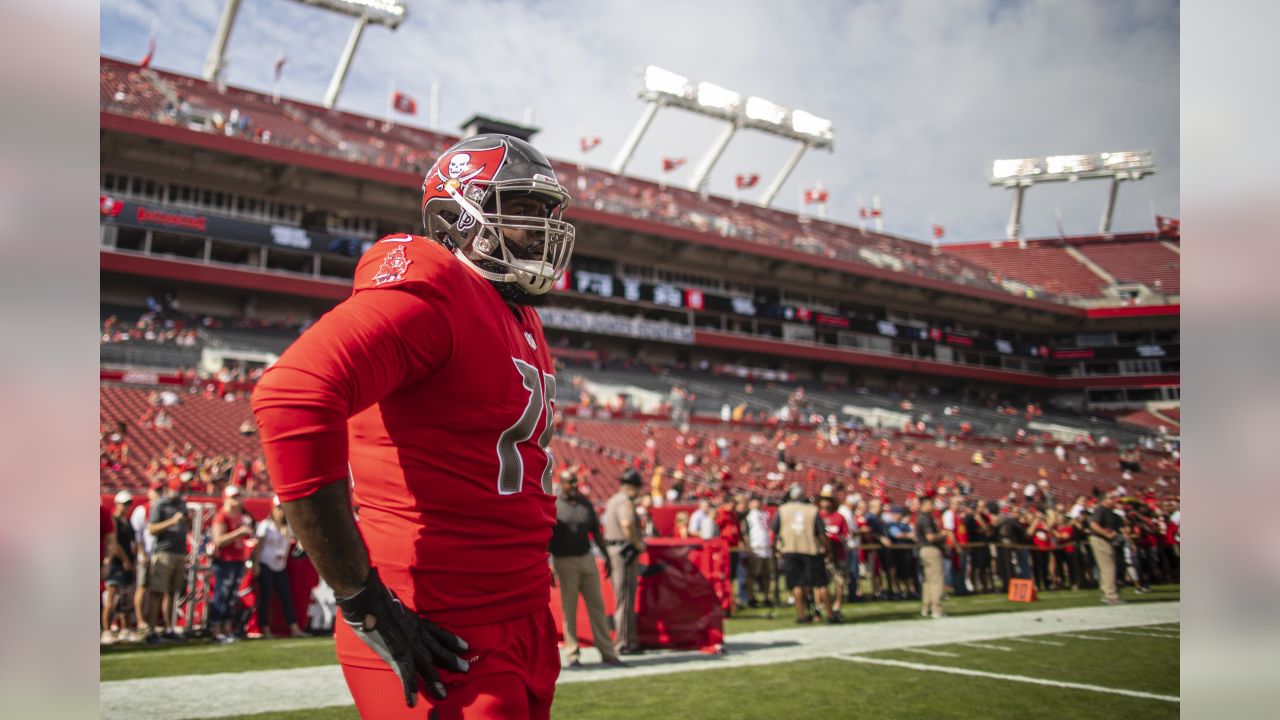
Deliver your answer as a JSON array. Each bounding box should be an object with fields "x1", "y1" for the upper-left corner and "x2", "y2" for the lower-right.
[{"x1": 496, "y1": 359, "x2": 556, "y2": 495}]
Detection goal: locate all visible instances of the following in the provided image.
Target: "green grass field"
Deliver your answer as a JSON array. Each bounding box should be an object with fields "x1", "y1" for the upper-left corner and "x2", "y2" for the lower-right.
[{"x1": 102, "y1": 585, "x2": 1180, "y2": 719}]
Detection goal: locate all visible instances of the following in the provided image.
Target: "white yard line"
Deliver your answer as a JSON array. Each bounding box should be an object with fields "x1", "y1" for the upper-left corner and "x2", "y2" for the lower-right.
[
  {"x1": 1099, "y1": 629, "x2": 1181, "y2": 640},
  {"x1": 901, "y1": 648, "x2": 961, "y2": 658},
  {"x1": 1057, "y1": 634, "x2": 1113, "y2": 641},
  {"x1": 100, "y1": 602, "x2": 1180, "y2": 720},
  {"x1": 1005, "y1": 637, "x2": 1065, "y2": 647},
  {"x1": 832, "y1": 655, "x2": 1179, "y2": 703},
  {"x1": 958, "y1": 642, "x2": 1014, "y2": 651}
]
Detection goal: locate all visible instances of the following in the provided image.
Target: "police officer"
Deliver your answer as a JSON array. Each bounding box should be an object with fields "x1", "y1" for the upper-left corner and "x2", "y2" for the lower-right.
[
  {"x1": 550, "y1": 470, "x2": 626, "y2": 668},
  {"x1": 602, "y1": 469, "x2": 646, "y2": 655}
]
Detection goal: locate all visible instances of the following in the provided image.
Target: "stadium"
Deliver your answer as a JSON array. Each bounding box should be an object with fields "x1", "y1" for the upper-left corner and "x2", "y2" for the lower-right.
[{"x1": 98, "y1": 2, "x2": 1179, "y2": 718}]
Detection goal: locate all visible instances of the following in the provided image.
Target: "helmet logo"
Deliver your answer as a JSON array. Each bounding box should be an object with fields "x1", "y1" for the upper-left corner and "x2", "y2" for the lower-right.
[
  {"x1": 371, "y1": 245, "x2": 412, "y2": 286},
  {"x1": 434, "y1": 148, "x2": 501, "y2": 194}
]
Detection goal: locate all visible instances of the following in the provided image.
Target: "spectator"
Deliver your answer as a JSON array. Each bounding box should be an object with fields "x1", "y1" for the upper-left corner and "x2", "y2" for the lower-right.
[
  {"x1": 1088, "y1": 493, "x2": 1126, "y2": 605},
  {"x1": 549, "y1": 471, "x2": 625, "y2": 669},
  {"x1": 131, "y1": 483, "x2": 163, "y2": 640},
  {"x1": 817, "y1": 489, "x2": 849, "y2": 622},
  {"x1": 715, "y1": 496, "x2": 745, "y2": 607},
  {"x1": 146, "y1": 479, "x2": 189, "y2": 643},
  {"x1": 916, "y1": 496, "x2": 947, "y2": 619},
  {"x1": 210, "y1": 485, "x2": 254, "y2": 643},
  {"x1": 688, "y1": 499, "x2": 716, "y2": 540},
  {"x1": 743, "y1": 496, "x2": 774, "y2": 608},
  {"x1": 251, "y1": 496, "x2": 307, "y2": 639},
  {"x1": 102, "y1": 491, "x2": 136, "y2": 644}
]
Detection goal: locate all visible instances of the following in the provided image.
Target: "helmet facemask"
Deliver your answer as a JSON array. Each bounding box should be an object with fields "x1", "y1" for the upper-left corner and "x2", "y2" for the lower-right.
[{"x1": 425, "y1": 176, "x2": 575, "y2": 298}]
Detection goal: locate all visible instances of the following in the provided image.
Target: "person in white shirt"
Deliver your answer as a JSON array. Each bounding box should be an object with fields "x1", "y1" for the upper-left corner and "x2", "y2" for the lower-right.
[
  {"x1": 744, "y1": 496, "x2": 774, "y2": 607},
  {"x1": 249, "y1": 496, "x2": 307, "y2": 639},
  {"x1": 130, "y1": 483, "x2": 164, "y2": 638},
  {"x1": 688, "y1": 499, "x2": 717, "y2": 540},
  {"x1": 837, "y1": 493, "x2": 861, "y2": 600}
]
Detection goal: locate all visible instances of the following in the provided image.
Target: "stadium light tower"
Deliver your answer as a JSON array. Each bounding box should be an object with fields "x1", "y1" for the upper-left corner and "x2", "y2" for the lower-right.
[
  {"x1": 612, "y1": 65, "x2": 833, "y2": 204},
  {"x1": 989, "y1": 150, "x2": 1156, "y2": 240},
  {"x1": 203, "y1": 0, "x2": 407, "y2": 107}
]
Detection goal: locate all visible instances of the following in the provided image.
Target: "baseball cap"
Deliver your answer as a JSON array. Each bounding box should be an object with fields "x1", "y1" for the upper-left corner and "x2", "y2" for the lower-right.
[
  {"x1": 113, "y1": 490, "x2": 133, "y2": 505},
  {"x1": 819, "y1": 484, "x2": 835, "y2": 498},
  {"x1": 224, "y1": 485, "x2": 243, "y2": 498},
  {"x1": 619, "y1": 469, "x2": 643, "y2": 486},
  {"x1": 271, "y1": 495, "x2": 281, "y2": 507}
]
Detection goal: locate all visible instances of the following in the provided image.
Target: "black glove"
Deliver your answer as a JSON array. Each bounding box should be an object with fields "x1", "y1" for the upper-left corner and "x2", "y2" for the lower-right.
[{"x1": 336, "y1": 567, "x2": 469, "y2": 707}]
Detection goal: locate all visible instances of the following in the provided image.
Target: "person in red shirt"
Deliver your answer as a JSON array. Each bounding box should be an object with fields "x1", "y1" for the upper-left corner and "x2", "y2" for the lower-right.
[
  {"x1": 714, "y1": 497, "x2": 744, "y2": 609},
  {"x1": 817, "y1": 490, "x2": 850, "y2": 622},
  {"x1": 209, "y1": 485, "x2": 254, "y2": 642},
  {"x1": 252, "y1": 134, "x2": 575, "y2": 719}
]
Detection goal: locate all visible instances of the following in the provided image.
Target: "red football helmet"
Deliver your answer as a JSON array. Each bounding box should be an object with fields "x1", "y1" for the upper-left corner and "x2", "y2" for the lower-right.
[{"x1": 421, "y1": 134, "x2": 575, "y2": 295}]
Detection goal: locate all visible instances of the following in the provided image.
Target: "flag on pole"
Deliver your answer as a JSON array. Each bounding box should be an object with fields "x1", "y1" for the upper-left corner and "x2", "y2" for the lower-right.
[
  {"x1": 1155, "y1": 215, "x2": 1180, "y2": 236},
  {"x1": 579, "y1": 136, "x2": 602, "y2": 153},
  {"x1": 662, "y1": 157, "x2": 686, "y2": 172},
  {"x1": 932, "y1": 224, "x2": 945, "y2": 239},
  {"x1": 869, "y1": 207, "x2": 882, "y2": 218},
  {"x1": 273, "y1": 55, "x2": 287, "y2": 83},
  {"x1": 735, "y1": 174, "x2": 760, "y2": 189},
  {"x1": 803, "y1": 188, "x2": 829, "y2": 204},
  {"x1": 139, "y1": 33, "x2": 156, "y2": 69},
  {"x1": 859, "y1": 207, "x2": 869, "y2": 219},
  {"x1": 392, "y1": 91, "x2": 417, "y2": 115}
]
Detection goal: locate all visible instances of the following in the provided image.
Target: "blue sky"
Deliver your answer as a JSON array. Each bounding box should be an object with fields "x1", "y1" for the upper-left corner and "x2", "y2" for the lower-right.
[{"x1": 99, "y1": 0, "x2": 1179, "y2": 243}]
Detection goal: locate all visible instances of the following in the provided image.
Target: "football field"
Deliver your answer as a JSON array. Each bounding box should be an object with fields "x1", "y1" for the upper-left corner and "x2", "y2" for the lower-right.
[{"x1": 101, "y1": 586, "x2": 1179, "y2": 719}]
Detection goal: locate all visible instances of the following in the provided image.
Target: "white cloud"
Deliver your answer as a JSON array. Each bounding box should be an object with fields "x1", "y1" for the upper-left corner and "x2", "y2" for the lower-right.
[{"x1": 100, "y1": 0, "x2": 1179, "y2": 242}]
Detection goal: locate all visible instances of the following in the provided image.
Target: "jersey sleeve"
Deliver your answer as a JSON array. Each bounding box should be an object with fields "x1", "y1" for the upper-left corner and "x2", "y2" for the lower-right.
[{"x1": 251, "y1": 287, "x2": 455, "y2": 502}]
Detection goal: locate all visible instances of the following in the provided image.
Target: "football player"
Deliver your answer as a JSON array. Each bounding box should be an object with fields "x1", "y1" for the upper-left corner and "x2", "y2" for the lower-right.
[{"x1": 252, "y1": 133, "x2": 575, "y2": 719}]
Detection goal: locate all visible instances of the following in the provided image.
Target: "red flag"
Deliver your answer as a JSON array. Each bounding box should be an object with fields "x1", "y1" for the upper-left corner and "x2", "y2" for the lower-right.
[
  {"x1": 139, "y1": 34, "x2": 156, "y2": 69},
  {"x1": 1155, "y1": 215, "x2": 1180, "y2": 236},
  {"x1": 274, "y1": 56, "x2": 287, "y2": 83},
  {"x1": 579, "y1": 136, "x2": 601, "y2": 153},
  {"x1": 735, "y1": 173, "x2": 759, "y2": 190},
  {"x1": 392, "y1": 91, "x2": 417, "y2": 115},
  {"x1": 803, "y1": 188, "x2": 829, "y2": 204},
  {"x1": 859, "y1": 208, "x2": 869, "y2": 219},
  {"x1": 932, "y1": 224, "x2": 945, "y2": 239},
  {"x1": 662, "y1": 157, "x2": 686, "y2": 172},
  {"x1": 870, "y1": 207, "x2": 882, "y2": 218}
]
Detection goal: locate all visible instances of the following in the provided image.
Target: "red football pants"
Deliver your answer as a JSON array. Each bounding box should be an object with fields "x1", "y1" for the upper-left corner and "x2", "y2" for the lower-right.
[{"x1": 339, "y1": 607, "x2": 559, "y2": 719}]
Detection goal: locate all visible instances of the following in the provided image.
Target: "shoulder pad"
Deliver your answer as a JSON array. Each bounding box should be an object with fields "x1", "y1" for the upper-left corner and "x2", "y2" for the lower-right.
[{"x1": 352, "y1": 235, "x2": 461, "y2": 295}]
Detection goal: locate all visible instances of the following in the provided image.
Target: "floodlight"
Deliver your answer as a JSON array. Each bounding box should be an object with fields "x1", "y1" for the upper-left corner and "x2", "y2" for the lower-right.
[
  {"x1": 1045, "y1": 154, "x2": 1097, "y2": 175},
  {"x1": 790, "y1": 109, "x2": 832, "y2": 139},
  {"x1": 745, "y1": 96, "x2": 788, "y2": 125},
  {"x1": 643, "y1": 65, "x2": 692, "y2": 98},
  {"x1": 991, "y1": 158, "x2": 1043, "y2": 181},
  {"x1": 696, "y1": 81, "x2": 741, "y2": 113},
  {"x1": 1100, "y1": 150, "x2": 1153, "y2": 170},
  {"x1": 292, "y1": 0, "x2": 406, "y2": 27}
]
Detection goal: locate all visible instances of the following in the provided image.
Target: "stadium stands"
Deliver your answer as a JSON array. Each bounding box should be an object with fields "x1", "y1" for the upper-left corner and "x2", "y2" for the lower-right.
[
  {"x1": 1076, "y1": 239, "x2": 1181, "y2": 294},
  {"x1": 101, "y1": 57, "x2": 1067, "y2": 304},
  {"x1": 943, "y1": 243, "x2": 1109, "y2": 299}
]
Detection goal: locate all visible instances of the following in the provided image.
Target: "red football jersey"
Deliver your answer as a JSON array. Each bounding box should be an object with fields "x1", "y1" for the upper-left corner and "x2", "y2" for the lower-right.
[{"x1": 252, "y1": 235, "x2": 558, "y2": 667}]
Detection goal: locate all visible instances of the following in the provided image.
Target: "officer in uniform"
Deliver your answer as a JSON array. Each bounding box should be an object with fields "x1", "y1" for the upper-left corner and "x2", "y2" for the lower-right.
[
  {"x1": 602, "y1": 469, "x2": 646, "y2": 655},
  {"x1": 916, "y1": 495, "x2": 947, "y2": 618}
]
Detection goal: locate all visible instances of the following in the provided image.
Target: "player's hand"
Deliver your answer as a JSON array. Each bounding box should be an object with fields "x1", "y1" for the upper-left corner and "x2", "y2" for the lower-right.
[
  {"x1": 602, "y1": 556, "x2": 612, "y2": 579},
  {"x1": 337, "y1": 567, "x2": 469, "y2": 707}
]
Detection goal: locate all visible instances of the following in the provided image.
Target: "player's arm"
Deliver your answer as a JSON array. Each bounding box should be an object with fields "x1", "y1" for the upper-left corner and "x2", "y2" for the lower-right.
[{"x1": 252, "y1": 287, "x2": 466, "y2": 706}]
